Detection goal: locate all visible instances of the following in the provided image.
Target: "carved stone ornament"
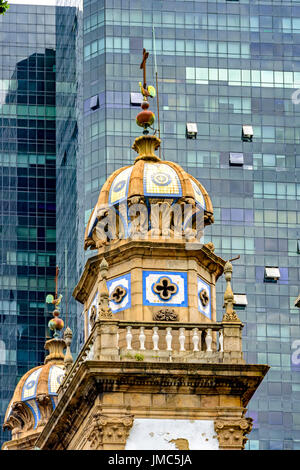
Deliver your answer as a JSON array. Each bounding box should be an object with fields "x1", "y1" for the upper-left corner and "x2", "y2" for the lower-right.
[
  {"x1": 153, "y1": 276, "x2": 178, "y2": 301},
  {"x1": 199, "y1": 288, "x2": 209, "y2": 307},
  {"x1": 214, "y1": 418, "x2": 253, "y2": 450},
  {"x1": 90, "y1": 305, "x2": 97, "y2": 328},
  {"x1": 153, "y1": 308, "x2": 178, "y2": 321},
  {"x1": 86, "y1": 410, "x2": 134, "y2": 450},
  {"x1": 110, "y1": 285, "x2": 127, "y2": 304}
]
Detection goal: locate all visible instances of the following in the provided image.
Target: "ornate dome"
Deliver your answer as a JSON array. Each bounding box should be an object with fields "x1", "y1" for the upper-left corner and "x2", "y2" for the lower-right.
[
  {"x1": 85, "y1": 135, "x2": 214, "y2": 250},
  {"x1": 3, "y1": 339, "x2": 65, "y2": 441}
]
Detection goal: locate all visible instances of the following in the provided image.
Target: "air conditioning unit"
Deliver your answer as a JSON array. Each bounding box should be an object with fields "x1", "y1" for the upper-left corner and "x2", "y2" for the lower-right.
[
  {"x1": 186, "y1": 122, "x2": 198, "y2": 139},
  {"x1": 233, "y1": 294, "x2": 248, "y2": 307},
  {"x1": 130, "y1": 92, "x2": 143, "y2": 106},
  {"x1": 264, "y1": 267, "x2": 280, "y2": 281},
  {"x1": 90, "y1": 95, "x2": 99, "y2": 110},
  {"x1": 229, "y1": 152, "x2": 244, "y2": 166},
  {"x1": 242, "y1": 125, "x2": 253, "y2": 142}
]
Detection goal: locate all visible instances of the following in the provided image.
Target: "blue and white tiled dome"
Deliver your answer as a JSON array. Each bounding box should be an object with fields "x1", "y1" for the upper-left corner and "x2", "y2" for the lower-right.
[
  {"x1": 3, "y1": 339, "x2": 66, "y2": 436},
  {"x1": 84, "y1": 135, "x2": 214, "y2": 250}
]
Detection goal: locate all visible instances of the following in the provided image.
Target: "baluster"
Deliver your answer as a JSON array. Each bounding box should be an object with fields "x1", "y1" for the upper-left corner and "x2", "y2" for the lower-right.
[
  {"x1": 152, "y1": 327, "x2": 159, "y2": 351},
  {"x1": 126, "y1": 326, "x2": 133, "y2": 350},
  {"x1": 219, "y1": 329, "x2": 224, "y2": 352},
  {"x1": 179, "y1": 328, "x2": 186, "y2": 352},
  {"x1": 192, "y1": 328, "x2": 200, "y2": 352},
  {"x1": 166, "y1": 327, "x2": 173, "y2": 351},
  {"x1": 116, "y1": 330, "x2": 120, "y2": 349},
  {"x1": 205, "y1": 328, "x2": 212, "y2": 352},
  {"x1": 139, "y1": 326, "x2": 146, "y2": 350}
]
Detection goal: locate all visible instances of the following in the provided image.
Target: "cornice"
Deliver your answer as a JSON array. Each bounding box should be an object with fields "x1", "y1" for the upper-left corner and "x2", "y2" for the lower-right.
[{"x1": 36, "y1": 360, "x2": 269, "y2": 450}]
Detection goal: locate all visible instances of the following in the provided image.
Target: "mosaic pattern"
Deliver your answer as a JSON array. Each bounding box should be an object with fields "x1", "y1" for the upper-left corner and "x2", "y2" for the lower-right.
[
  {"x1": 107, "y1": 273, "x2": 131, "y2": 313},
  {"x1": 143, "y1": 271, "x2": 188, "y2": 307},
  {"x1": 197, "y1": 278, "x2": 211, "y2": 319},
  {"x1": 48, "y1": 365, "x2": 65, "y2": 395},
  {"x1": 26, "y1": 399, "x2": 40, "y2": 429},
  {"x1": 22, "y1": 368, "x2": 42, "y2": 401},
  {"x1": 144, "y1": 163, "x2": 182, "y2": 197},
  {"x1": 190, "y1": 178, "x2": 206, "y2": 209},
  {"x1": 109, "y1": 167, "x2": 133, "y2": 205}
]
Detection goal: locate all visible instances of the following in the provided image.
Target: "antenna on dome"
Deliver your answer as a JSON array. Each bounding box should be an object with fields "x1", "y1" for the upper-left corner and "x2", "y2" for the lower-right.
[{"x1": 152, "y1": 26, "x2": 162, "y2": 159}]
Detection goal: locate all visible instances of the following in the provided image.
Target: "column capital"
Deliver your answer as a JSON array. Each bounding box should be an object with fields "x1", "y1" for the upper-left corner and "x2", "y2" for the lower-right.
[{"x1": 214, "y1": 417, "x2": 253, "y2": 450}]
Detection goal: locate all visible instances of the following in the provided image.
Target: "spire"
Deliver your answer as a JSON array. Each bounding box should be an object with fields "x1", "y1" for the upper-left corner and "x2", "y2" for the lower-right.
[
  {"x1": 133, "y1": 48, "x2": 161, "y2": 161},
  {"x1": 98, "y1": 258, "x2": 112, "y2": 319},
  {"x1": 222, "y1": 260, "x2": 241, "y2": 322}
]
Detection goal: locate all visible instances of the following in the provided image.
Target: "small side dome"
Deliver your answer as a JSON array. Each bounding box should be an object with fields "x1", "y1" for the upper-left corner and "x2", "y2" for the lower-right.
[
  {"x1": 3, "y1": 339, "x2": 65, "y2": 441},
  {"x1": 84, "y1": 135, "x2": 214, "y2": 250}
]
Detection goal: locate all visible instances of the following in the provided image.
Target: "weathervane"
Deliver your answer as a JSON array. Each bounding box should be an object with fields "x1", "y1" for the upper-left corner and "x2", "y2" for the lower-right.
[
  {"x1": 46, "y1": 266, "x2": 64, "y2": 338},
  {"x1": 136, "y1": 48, "x2": 156, "y2": 134}
]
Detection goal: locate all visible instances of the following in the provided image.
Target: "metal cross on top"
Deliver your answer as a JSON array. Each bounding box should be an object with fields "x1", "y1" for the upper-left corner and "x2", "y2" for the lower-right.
[{"x1": 140, "y1": 48, "x2": 149, "y2": 89}]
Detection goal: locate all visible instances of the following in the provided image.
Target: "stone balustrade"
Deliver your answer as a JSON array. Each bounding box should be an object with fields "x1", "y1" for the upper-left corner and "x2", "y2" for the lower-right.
[{"x1": 58, "y1": 317, "x2": 244, "y2": 398}]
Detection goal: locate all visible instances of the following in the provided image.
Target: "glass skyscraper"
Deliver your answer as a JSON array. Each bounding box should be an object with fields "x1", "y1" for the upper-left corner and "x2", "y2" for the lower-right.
[
  {"x1": 76, "y1": 0, "x2": 300, "y2": 450},
  {"x1": 0, "y1": 3, "x2": 56, "y2": 445},
  {"x1": 2, "y1": 0, "x2": 300, "y2": 451}
]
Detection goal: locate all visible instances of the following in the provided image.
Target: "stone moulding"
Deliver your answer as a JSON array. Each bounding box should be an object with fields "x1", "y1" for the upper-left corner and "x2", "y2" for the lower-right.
[{"x1": 34, "y1": 360, "x2": 269, "y2": 450}]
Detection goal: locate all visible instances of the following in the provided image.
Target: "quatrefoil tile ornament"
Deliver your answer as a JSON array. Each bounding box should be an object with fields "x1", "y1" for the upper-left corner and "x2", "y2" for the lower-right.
[
  {"x1": 143, "y1": 271, "x2": 188, "y2": 307},
  {"x1": 197, "y1": 277, "x2": 211, "y2": 319},
  {"x1": 107, "y1": 273, "x2": 131, "y2": 313}
]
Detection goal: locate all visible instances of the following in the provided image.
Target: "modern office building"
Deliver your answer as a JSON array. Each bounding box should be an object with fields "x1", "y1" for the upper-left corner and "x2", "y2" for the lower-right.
[
  {"x1": 0, "y1": 3, "x2": 57, "y2": 445},
  {"x1": 74, "y1": 0, "x2": 300, "y2": 450},
  {"x1": 1, "y1": 0, "x2": 300, "y2": 451}
]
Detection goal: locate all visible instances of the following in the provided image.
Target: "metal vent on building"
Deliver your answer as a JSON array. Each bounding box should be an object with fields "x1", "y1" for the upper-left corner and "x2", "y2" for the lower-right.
[
  {"x1": 242, "y1": 125, "x2": 253, "y2": 142},
  {"x1": 233, "y1": 294, "x2": 248, "y2": 307},
  {"x1": 264, "y1": 267, "x2": 280, "y2": 281},
  {"x1": 186, "y1": 122, "x2": 197, "y2": 139},
  {"x1": 90, "y1": 95, "x2": 99, "y2": 110},
  {"x1": 130, "y1": 92, "x2": 143, "y2": 106},
  {"x1": 229, "y1": 152, "x2": 244, "y2": 166}
]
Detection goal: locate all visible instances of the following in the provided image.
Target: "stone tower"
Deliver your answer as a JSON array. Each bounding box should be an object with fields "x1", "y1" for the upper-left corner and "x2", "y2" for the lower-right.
[{"x1": 3, "y1": 52, "x2": 269, "y2": 450}]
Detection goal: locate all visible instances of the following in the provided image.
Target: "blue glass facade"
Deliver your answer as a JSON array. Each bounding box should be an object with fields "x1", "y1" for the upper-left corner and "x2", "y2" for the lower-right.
[
  {"x1": 1, "y1": 0, "x2": 300, "y2": 450},
  {"x1": 55, "y1": 0, "x2": 83, "y2": 350},
  {"x1": 78, "y1": 0, "x2": 300, "y2": 450},
  {"x1": 0, "y1": 4, "x2": 56, "y2": 445}
]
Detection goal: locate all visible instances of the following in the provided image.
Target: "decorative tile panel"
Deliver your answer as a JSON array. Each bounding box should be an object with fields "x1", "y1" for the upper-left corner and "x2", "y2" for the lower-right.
[
  {"x1": 26, "y1": 399, "x2": 40, "y2": 429},
  {"x1": 22, "y1": 368, "x2": 42, "y2": 401},
  {"x1": 48, "y1": 365, "x2": 65, "y2": 395},
  {"x1": 109, "y1": 166, "x2": 133, "y2": 205},
  {"x1": 143, "y1": 271, "x2": 188, "y2": 307},
  {"x1": 107, "y1": 273, "x2": 131, "y2": 313},
  {"x1": 144, "y1": 163, "x2": 182, "y2": 197},
  {"x1": 197, "y1": 277, "x2": 211, "y2": 319},
  {"x1": 190, "y1": 178, "x2": 206, "y2": 209}
]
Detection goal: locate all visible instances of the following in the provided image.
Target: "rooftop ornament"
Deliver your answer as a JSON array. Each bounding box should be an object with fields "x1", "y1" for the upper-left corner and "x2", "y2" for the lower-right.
[
  {"x1": 46, "y1": 266, "x2": 64, "y2": 338},
  {"x1": 136, "y1": 48, "x2": 156, "y2": 135}
]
